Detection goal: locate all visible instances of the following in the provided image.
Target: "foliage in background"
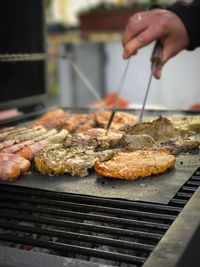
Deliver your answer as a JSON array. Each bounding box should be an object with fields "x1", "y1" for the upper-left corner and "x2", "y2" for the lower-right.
[
  {"x1": 79, "y1": 0, "x2": 172, "y2": 15},
  {"x1": 45, "y1": 0, "x2": 52, "y2": 8}
]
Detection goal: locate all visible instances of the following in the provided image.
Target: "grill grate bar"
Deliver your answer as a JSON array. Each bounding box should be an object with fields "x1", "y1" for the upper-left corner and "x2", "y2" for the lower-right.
[
  {"x1": 0, "y1": 170, "x2": 199, "y2": 266},
  {"x1": 176, "y1": 192, "x2": 193, "y2": 199},
  {"x1": 169, "y1": 199, "x2": 187, "y2": 206},
  {"x1": 0, "y1": 194, "x2": 177, "y2": 222},
  {"x1": 0, "y1": 184, "x2": 181, "y2": 213},
  {"x1": 182, "y1": 186, "x2": 197, "y2": 193},
  {"x1": 0, "y1": 233, "x2": 146, "y2": 265},
  {"x1": 190, "y1": 175, "x2": 200, "y2": 181},
  {"x1": 0, "y1": 212, "x2": 162, "y2": 241},
  {"x1": 186, "y1": 180, "x2": 200, "y2": 186},
  {"x1": 168, "y1": 168, "x2": 200, "y2": 207},
  {"x1": 0, "y1": 221, "x2": 154, "y2": 252},
  {"x1": 0, "y1": 203, "x2": 170, "y2": 230}
]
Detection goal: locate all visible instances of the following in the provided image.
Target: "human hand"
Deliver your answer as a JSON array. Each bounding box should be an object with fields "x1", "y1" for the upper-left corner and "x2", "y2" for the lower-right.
[{"x1": 122, "y1": 9, "x2": 190, "y2": 79}]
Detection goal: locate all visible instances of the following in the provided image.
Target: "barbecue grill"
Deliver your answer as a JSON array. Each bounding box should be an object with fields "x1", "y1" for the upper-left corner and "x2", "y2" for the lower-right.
[
  {"x1": 0, "y1": 109, "x2": 200, "y2": 267},
  {"x1": 1, "y1": 1, "x2": 200, "y2": 266},
  {"x1": 0, "y1": 162, "x2": 200, "y2": 267}
]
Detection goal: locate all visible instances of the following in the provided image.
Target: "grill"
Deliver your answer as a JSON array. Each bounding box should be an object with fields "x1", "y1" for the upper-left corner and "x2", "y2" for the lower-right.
[
  {"x1": 3, "y1": 1, "x2": 200, "y2": 265},
  {"x1": 0, "y1": 168, "x2": 200, "y2": 267}
]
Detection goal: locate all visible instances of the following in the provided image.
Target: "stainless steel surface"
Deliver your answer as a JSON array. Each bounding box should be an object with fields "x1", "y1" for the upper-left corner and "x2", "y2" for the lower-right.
[
  {"x1": 106, "y1": 58, "x2": 131, "y2": 132},
  {"x1": 0, "y1": 53, "x2": 46, "y2": 62},
  {"x1": 0, "y1": 246, "x2": 107, "y2": 267},
  {"x1": 0, "y1": 52, "x2": 103, "y2": 105},
  {"x1": 143, "y1": 185, "x2": 200, "y2": 267},
  {"x1": 139, "y1": 42, "x2": 163, "y2": 122}
]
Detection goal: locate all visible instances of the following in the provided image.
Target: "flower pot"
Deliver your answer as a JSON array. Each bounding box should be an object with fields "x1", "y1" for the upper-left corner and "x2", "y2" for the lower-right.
[{"x1": 79, "y1": 7, "x2": 143, "y2": 31}]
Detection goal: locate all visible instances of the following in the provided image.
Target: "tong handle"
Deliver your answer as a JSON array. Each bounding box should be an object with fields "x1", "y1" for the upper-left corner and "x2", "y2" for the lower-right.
[{"x1": 151, "y1": 42, "x2": 163, "y2": 68}]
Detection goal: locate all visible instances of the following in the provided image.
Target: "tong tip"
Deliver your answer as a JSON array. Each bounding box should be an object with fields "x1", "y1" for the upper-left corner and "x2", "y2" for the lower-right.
[{"x1": 106, "y1": 110, "x2": 115, "y2": 134}]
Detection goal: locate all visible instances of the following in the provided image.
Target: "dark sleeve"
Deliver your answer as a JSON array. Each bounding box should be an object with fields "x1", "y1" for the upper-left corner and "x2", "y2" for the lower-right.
[{"x1": 168, "y1": 0, "x2": 200, "y2": 50}]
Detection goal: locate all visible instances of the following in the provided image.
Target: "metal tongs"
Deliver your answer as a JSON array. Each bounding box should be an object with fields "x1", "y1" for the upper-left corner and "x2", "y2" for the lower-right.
[
  {"x1": 106, "y1": 42, "x2": 163, "y2": 133},
  {"x1": 106, "y1": 58, "x2": 131, "y2": 133},
  {"x1": 138, "y1": 41, "x2": 163, "y2": 122}
]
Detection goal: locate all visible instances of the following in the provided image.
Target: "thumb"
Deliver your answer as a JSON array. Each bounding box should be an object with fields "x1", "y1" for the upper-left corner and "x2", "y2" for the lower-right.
[
  {"x1": 154, "y1": 64, "x2": 163, "y2": 80},
  {"x1": 153, "y1": 45, "x2": 174, "y2": 79}
]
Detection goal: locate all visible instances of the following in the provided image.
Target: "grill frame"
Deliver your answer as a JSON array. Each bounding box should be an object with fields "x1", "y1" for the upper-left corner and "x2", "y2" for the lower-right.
[{"x1": 0, "y1": 168, "x2": 200, "y2": 267}]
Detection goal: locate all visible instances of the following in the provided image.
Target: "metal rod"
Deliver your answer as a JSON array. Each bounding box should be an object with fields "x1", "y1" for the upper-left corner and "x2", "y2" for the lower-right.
[
  {"x1": 0, "y1": 212, "x2": 162, "y2": 241},
  {"x1": 0, "y1": 203, "x2": 169, "y2": 230},
  {"x1": 0, "y1": 194, "x2": 176, "y2": 221},
  {"x1": 0, "y1": 234, "x2": 146, "y2": 265},
  {"x1": 0, "y1": 222, "x2": 154, "y2": 252},
  {"x1": 0, "y1": 184, "x2": 181, "y2": 212}
]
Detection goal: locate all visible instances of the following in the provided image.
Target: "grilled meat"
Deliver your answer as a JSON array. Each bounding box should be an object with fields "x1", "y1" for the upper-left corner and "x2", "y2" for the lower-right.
[
  {"x1": 0, "y1": 140, "x2": 16, "y2": 150},
  {"x1": 6, "y1": 126, "x2": 47, "y2": 142},
  {"x1": 77, "y1": 128, "x2": 123, "y2": 149},
  {"x1": 64, "y1": 134, "x2": 98, "y2": 149},
  {"x1": 30, "y1": 108, "x2": 66, "y2": 129},
  {"x1": 59, "y1": 113, "x2": 96, "y2": 133},
  {"x1": 34, "y1": 145, "x2": 115, "y2": 177},
  {"x1": 123, "y1": 116, "x2": 182, "y2": 142},
  {"x1": 0, "y1": 127, "x2": 15, "y2": 134},
  {"x1": 1, "y1": 140, "x2": 33, "y2": 154},
  {"x1": 95, "y1": 110, "x2": 137, "y2": 130},
  {"x1": 94, "y1": 150, "x2": 176, "y2": 180},
  {"x1": 0, "y1": 129, "x2": 58, "y2": 154},
  {"x1": 160, "y1": 138, "x2": 200, "y2": 155},
  {"x1": 122, "y1": 116, "x2": 200, "y2": 155},
  {"x1": 0, "y1": 127, "x2": 27, "y2": 141},
  {"x1": 0, "y1": 154, "x2": 30, "y2": 181},
  {"x1": 121, "y1": 134, "x2": 156, "y2": 151},
  {"x1": 16, "y1": 129, "x2": 68, "y2": 160},
  {"x1": 168, "y1": 114, "x2": 200, "y2": 133}
]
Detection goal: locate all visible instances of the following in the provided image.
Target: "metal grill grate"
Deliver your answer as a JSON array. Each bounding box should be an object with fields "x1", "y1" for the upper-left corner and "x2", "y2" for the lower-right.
[{"x1": 0, "y1": 168, "x2": 199, "y2": 267}]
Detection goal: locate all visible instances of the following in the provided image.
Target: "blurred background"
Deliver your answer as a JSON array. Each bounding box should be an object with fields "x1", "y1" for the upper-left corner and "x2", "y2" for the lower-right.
[
  {"x1": 46, "y1": 0, "x2": 200, "y2": 111},
  {"x1": 0, "y1": 0, "x2": 199, "y2": 121}
]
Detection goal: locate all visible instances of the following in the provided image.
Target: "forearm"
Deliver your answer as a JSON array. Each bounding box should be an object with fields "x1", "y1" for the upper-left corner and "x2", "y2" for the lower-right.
[{"x1": 168, "y1": 0, "x2": 200, "y2": 50}]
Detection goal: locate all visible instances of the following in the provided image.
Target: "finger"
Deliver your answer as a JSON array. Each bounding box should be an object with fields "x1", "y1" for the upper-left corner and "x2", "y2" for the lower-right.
[
  {"x1": 123, "y1": 27, "x2": 160, "y2": 58},
  {"x1": 153, "y1": 65, "x2": 162, "y2": 80},
  {"x1": 162, "y1": 45, "x2": 178, "y2": 65},
  {"x1": 122, "y1": 12, "x2": 147, "y2": 46},
  {"x1": 153, "y1": 44, "x2": 178, "y2": 79}
]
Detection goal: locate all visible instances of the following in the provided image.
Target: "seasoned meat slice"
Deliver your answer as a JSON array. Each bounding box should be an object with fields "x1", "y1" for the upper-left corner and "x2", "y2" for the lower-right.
[
  {"x1": 95, "y1": 110, "x2": 137, "y2": 130},
  {"x1": 122, "y1": 115, "x2": 200, "y2": 155},
  {"x1": 77, "y1": 128, "x2": 123, "y2": 149},
  {"x1": 34, "y1": 145, "x2": 114, "y2": 177},
  {"x1": 160, "y1": 138, "x2": 200, "y2": 155},
  {"x1": 168, "y1": 115, "x2": 200, "y2": 133},
  {"x1": 124, "y1": 116, "x2": 181, "y2": 142},
  {"x1": 59, "y1": 114, "x2": 96, "y2": 133},
  {"x1": 121, "y1": 134, "x2": 156, "y2": 151},
  {"x1": 94, "y1": 150, "x2": 176, "y2": 180},
  {"x1": 64, "y1": 134, "x2": 98, "y2": 149},
  {"x1": 30, "y1": 108, "x2": 66, "y2": 129}
]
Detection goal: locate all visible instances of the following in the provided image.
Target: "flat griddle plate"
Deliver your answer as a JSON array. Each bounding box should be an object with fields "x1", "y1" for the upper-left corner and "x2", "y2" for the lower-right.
[
  {"x1": 0, "y1": 109, "x2": 200, "y2": 204},
  {"x1": 1, "y1": 152, "x2": 199, "y2": 204}
]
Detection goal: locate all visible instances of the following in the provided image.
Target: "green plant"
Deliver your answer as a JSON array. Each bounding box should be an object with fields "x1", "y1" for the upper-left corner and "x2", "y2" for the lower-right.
[{"x1": 45, "y1": 0, "x2": 52, "y2": 8}]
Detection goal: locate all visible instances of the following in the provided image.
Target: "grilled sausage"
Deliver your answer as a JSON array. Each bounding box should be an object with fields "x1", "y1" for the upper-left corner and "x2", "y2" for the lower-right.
[
  {"x1": 0, "y1": 154, "x2": 30, "y2": 181},
  {"x1": 16, "y1": 129, "x2": 68, "y2": 160},
  {"x1": 0, "y1": 140, "x2": 16, "y2": 150}
]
